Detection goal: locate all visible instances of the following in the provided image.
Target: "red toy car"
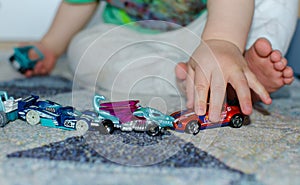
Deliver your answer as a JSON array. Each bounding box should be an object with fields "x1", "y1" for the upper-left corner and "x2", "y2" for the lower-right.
[{"x1": 170, "y1": 104, "x2": 244, "y2": 135}]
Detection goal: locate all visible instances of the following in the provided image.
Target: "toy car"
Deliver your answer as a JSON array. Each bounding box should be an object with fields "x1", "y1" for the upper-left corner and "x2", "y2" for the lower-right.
[
  {"x1": 170, "y1": 104, "x2": 244, "y2": 135},
  {"x1": 18, "y1": 95, "x2": 90, "y2": 133},
  {"x1": 77, "y1": 110, "x2": 115, "y2": 135},
  {"x1": 0, "y1": 91, "x2": 21, "y2": 127},
  {"x1": 9, "y1": 46, "x2": 44, "y2": 73},
  {"x1": 92, "y1": 95, "x2": 174, "y2": 136}
]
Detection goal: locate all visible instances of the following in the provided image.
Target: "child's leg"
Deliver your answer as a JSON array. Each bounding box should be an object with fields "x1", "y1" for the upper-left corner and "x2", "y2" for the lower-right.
[{"x1": 246, "y1": 0, "x2": 298, "y2": 54}]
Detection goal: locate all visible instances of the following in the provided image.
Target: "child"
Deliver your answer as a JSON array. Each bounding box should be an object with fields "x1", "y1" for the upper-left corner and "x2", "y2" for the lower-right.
[{"x1": 24, "y1": 0, "x2": 298, "y2": 122}]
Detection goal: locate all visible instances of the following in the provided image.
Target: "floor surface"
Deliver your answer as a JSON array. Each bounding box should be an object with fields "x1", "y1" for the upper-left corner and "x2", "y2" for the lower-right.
[{"x1": 0, "y1": 47, "x2": 299, "y2": 185}]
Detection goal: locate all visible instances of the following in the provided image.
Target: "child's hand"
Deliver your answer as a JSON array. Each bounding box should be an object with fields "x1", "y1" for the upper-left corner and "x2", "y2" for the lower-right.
[
  {"x1": 19, "y1": 42, "x2": 57, "y2": 77},
  {"x1": 186, "y1": 39, "x2": 271, "y2": 122}
]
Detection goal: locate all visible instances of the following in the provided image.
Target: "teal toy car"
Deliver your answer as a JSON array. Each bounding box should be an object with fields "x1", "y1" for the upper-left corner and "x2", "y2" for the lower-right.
[
  {"x1": 93, "y1": 94, "x2": 175, "y2": 136},
  {"x1": 0, "y1": 91, "x2": 21, "y2": 127},
  {"x1": 9, "y1": 46, "x2": 44, "y2": 74}
]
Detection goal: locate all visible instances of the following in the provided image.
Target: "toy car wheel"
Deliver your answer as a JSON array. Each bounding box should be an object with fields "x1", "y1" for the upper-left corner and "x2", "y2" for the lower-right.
[
  {"x1": 9, "y1": 55, "x2": 21, "y2": 70},
  {"x1": 26, "y1": 110, "x2": 40, "y2": 125},
  {"x1": 76, "y1": 119, "x2": 90, "y2": 133},
  {"x1": 0, "y1": 111, "x2": 8, "y2": 127},
  {"x1": 230, "y1": 114, "x2": 244, "y2": 128},
  {"x1": 185, "y1": 120, "x2": 200, "y2": 135},
  {"x1": 146, "y1": 122, "x2": 160, "y2": 136},
  {"x1": 102, "y1": 119, "x2": 114, "y2": 134}
]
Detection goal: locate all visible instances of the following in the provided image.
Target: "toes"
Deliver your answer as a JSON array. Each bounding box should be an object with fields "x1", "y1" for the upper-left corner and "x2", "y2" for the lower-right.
[
  {"x1": 284, "y1": 77, "x2": 294, "y2": 85},
  {"x1": 274, "y1": 58, "x2": 287, "y2": 71},
  {"x1": 254, "y1": 38, "x2": 272, "y2": 57},
  {"x1": 175, "y1": 62, "x2": 188, "y2": 80},
  {"x1": 270, "y1": 50, "x2": 282, "y2": 62},
  {"x1": 283, "y1": 66, "x2": 294, "y2": 78},
  {"x1": 283, "y1": 66, "x2": 294, "y2": 85}
]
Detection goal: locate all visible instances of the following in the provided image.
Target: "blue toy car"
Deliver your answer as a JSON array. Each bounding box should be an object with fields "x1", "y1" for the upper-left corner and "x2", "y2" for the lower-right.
[
  {"x1": 9, "y1": 46, "x2": 44, "y2": 73},
  {"x1": 18, "y1": 95, "x2": 90, "y2": 133},
  {"x1": 92, "y1": 94, "x2": 174, "y2": 136}
]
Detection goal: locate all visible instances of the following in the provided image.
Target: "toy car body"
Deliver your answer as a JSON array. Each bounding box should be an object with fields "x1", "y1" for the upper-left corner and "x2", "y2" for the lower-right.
[
  {"x1": 9, "y1": 46, "x2": 44, "y2": 73},
  {"x1": 170, "y1": 104, "x2": 244, "y2": 135},
  {"x1": 93, "y1": 95, "x2": 174, "y2": 136},
  {"x1": 18, "y1": 95, "x2": 90, "y2": 132},
  {"x1": 0, "y1": 91, "x2": 21, "y2": 127}
]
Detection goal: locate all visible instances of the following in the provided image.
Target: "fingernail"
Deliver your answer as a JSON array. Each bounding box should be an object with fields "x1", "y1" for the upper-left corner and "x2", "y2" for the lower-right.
[
  {"x1": 266, "y1": 97, "x2": 272, "y2": 104},
  {"x1": 263, "y1": 95, "x2": 272, "y2": 104}
]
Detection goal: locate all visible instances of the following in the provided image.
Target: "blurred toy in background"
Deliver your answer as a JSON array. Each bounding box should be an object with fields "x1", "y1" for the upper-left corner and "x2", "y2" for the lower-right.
[
  {"x1": 9, "y1": 46, "x2": 44, "y2": 74},
  {"x1": 171, "y1": 104, "x2": 245, "y2": 135},
  {"x1": 92, "y1": 94, "x2": 174, "y2": 136},
  {"x1": 0, "y1": 91, "x2": 21, "y2": 127}
]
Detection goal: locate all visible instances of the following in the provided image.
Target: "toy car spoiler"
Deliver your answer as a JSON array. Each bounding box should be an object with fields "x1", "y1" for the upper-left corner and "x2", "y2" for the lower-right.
[
  {"x1": 100, "y1": 100, "x2": 140, "y2": 109},
  {"x1": 100, "y1": 100, "x2": 140, "y2": 123}
]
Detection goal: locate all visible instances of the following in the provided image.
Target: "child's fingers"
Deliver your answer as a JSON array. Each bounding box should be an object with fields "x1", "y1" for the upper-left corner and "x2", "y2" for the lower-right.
[
  {"x1": 186, "y1": 63, "x2": 195, "y2": 109},
  {"x1": 208, "y1": 72, "x2": 226, "y2": 122},
  {"x1": 194, "y1": 65, "x2": 209, "y2": 116},
  {"x1": 24, "y1": 70, "x2": 34, "y2": 78},
  {"x1": 229, "y1": 72, "x2": 253, "y2": 115},
  {"x1": 28, "y1": 48, "x2": 41, "y2": 61},
  {"x1": 175, "y1": 62, "x2": 188, "y2": 80},
  {"x1": 34, "y1": 62, "x2": 43, "y2": 72},
  {"x1": 245, "y1": 71, "x2": 272, "y2": 105},
  {"x1": 33, "y1": 62, "x2": 48, "y2": 76}
]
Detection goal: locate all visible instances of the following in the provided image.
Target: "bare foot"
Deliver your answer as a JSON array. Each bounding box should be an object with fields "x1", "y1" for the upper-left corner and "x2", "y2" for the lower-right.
[
  {"x1": 175, "y1": 37, "x2": 294, "y2": 102},
  {"x1": 244, "y1": 38, "x2": 294, "y2": 93}
]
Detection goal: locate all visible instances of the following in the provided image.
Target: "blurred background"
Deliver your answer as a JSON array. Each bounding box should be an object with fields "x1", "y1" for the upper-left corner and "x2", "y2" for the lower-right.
[
  {"x1": 0, "y1": 0, "x2": 299, "y2": 75},
  {"x1": 0, "y1": 0, "x2": 299, "y2": 41}
]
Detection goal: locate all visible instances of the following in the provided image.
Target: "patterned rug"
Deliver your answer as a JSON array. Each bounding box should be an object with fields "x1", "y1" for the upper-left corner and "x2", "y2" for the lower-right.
[
  {"x1": 1, "y1": 76, "x2": 299, "y2": 185},
  {"x1": 0, "y1": 76, "x2": 74, "y2": 98}
]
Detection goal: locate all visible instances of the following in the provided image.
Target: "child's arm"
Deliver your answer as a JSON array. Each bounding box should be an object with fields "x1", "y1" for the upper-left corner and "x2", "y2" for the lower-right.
[
  {"x1": 26, "y1": 1, "x2": 98, "y2": 76},
  {"x1": 42, "y1": 1, "x2": 98, "y2": 57},
  {"x1": 202, "y1": 0, "x2": 254, "y2": 52},
  {"x1": 186, "y1": 0, "x2": 272, "y2": 121}
]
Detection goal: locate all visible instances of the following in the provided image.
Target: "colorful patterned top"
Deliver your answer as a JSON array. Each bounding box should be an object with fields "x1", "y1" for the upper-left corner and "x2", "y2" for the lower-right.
[{"x1": 65, "y1": 0, "x2": 207, "y2": 32}]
